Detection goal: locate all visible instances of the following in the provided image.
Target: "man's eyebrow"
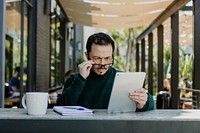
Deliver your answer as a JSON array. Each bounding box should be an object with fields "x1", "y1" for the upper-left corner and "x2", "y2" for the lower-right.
[{"x1": 93, "y1": 56, "x2": 112, "y2": 58}]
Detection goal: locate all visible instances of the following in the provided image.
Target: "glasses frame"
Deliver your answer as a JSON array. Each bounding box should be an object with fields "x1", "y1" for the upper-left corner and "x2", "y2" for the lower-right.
[
  {"x1": 88, "y1": 54, "x2": 115, "y2": 69},
  {"x1": 92, "y1": 62, "x2": 113, "y2": 69}
]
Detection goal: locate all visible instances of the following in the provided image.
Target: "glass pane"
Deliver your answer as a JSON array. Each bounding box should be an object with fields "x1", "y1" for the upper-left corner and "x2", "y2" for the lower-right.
[
  {"x1": 23, "y1": 2, "x2": 29, "y2": 88},
  {"x1": 6, "y1": 0, "x2": 29, "y2": 91},
  {"x1": 6, "y1": 1, "x2": 21, "y2": 84},
  {"x1": 50, "y1": 0, "x2": 66, "y2": 88},
  {"x1": 5, "y1": 35, "x2": 13, "y2": 83}
]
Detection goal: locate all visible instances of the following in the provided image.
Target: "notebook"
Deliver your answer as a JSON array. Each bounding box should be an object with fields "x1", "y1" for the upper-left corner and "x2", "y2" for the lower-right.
[
  {"x1": 107, "y1": 72, "x2": 146, "y2": 113},
  {"x1": 53, "y1": 106, "x2": 93, "y2": 116}
]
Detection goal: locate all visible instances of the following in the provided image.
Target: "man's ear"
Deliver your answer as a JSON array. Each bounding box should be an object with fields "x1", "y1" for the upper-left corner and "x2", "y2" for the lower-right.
[{"x1": 85, "y1": 52, "x2": 89, "y2": 60}]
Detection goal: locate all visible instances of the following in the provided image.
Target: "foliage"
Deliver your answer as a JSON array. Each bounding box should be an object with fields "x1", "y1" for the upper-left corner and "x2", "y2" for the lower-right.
[
  {"x1": 77, "y1": 56, "x2": 85, "y2": 67},
  {"x1": 112, "y1": 56, "x2": 125, "y2": 71},
  {"x1": 179, "y1": 48, "x2": 193, "y2": 88},
  {"x1": 106, "y1": 30, "x2": 126, "y2": 71},
  {"x1": 164, "y1": 45, "x2": 171, "y2": 78},
  {"x1": 162, "y1": 45, "x2": 193, "y2": 88},
  {"x1": 105, "y1": 29, "x2": 193, "y2": 95},
  {"x1": 179, "y1": 48, "x2": 193, "y2": 81},
  {"x1": 106, "y1": 28, "x2": 143, "y2": 72}
]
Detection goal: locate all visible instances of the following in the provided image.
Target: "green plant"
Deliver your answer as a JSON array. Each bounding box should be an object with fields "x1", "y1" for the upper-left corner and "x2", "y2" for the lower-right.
[
  {"x1": 77, "y1": 56, "x2": 85, "y2": 67},
  {"x1": 164, "y1": 45, "x2": 171, "y2": 78},
  {"x1": 107, "y1": 28, "x2": 142, "y2": 72}
]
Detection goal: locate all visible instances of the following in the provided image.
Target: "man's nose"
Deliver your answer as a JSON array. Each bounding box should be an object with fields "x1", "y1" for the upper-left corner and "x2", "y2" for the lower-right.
[{"x1": 99, "y1": 58, "x2": 106, "y2": 64}]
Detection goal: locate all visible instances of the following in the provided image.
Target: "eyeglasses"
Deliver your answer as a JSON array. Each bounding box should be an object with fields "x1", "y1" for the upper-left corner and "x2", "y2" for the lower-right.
[
  {"x1": 92, "y1": 62, "x2": 113, "y2": 69},
  {"x1": 88, "y1": 55, "x2": 114, "y2": 69}
]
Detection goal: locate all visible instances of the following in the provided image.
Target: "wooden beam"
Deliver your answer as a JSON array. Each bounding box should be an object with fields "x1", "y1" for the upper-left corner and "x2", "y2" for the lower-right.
[{"x1": 136, "y1": 0, "x2": 190, "y2": 42}]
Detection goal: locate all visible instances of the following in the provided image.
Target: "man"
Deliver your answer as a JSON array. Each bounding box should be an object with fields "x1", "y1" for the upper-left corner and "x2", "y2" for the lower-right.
[
  {"x1": 57, "y1": 32, "x2": 154, "y2": 111},
  {"x1": 9, "y1": 66, "x2": 20, "y2": 98}
]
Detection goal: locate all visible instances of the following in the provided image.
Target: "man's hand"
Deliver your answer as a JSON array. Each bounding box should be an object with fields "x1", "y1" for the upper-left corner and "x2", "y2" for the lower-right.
[
  {"x1": 128, "y1": 88, "x2": 148, "y2": 109},
  {"x1": 78, "y1": 60, "x2": 94, "y2": 79}
]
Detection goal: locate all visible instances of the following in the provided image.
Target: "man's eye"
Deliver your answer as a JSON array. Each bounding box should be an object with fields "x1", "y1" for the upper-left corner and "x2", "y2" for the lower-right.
[
  {"x1": 106, "y1": 57, "x2": 112, "y2": 60},
  {"x1": 94, "y1": 57, "x2": 101, "y2": 60}
]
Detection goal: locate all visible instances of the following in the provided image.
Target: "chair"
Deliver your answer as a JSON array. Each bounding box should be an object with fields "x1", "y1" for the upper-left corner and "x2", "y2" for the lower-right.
[{"x1": 178, "y1": 88, "x2": 200, "y2": 109}]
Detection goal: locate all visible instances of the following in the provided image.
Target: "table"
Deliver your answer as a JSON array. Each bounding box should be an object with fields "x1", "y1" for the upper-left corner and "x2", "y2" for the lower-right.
[
  {"x1": 1, "y1": 109, "x2": 200, "y2": 133},
  {"x1": 4, "y1": 98, "x2": 20, "y2": 108}
]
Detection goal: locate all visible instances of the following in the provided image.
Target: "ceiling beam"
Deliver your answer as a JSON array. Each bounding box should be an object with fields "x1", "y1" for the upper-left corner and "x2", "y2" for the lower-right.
[{"x1": 136, "y1": 0, "x2": 191, "y2": 42}]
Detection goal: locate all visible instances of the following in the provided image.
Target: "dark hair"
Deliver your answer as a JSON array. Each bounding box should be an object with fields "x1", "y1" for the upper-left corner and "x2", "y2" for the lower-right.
[
  {"x1": 15, "y1": 66, "x2": 20, "y2": 73},
  {"x1": 86, "y1": 32, "x2": 115, "y2": 53}
]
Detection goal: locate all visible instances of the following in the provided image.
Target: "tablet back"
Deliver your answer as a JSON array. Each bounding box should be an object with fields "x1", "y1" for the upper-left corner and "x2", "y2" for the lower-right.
[{"x1": 107, "y1": 72, "x2": 146, "y2": 113}]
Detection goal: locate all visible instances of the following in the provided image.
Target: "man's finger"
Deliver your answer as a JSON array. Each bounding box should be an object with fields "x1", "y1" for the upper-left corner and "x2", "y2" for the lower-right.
[{"x1": 135, "y1": 88, "x2": 146, "y2": 93}]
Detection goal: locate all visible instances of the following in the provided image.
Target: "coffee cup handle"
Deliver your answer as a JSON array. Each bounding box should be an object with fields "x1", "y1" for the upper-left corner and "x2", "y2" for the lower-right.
[{"x1": 22, "y1": 95, "x2": 27, "y2": 109}]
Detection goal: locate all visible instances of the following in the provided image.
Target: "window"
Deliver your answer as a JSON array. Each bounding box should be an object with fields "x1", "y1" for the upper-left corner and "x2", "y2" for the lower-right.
[
  {"x1": 5, "y1": 0, "x2": 31, "y2": 91},
  {"x1": 50, "y1": 0, "x2": 62, "y2": 87}
]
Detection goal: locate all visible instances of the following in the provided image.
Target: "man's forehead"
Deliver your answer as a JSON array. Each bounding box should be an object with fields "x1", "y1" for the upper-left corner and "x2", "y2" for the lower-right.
[
  {"x1": 91, "y1": 43, "x2": 112, "y2": 50},
  {"x1": 91, "y1": 52, "x2": 112, "y2": 57}
]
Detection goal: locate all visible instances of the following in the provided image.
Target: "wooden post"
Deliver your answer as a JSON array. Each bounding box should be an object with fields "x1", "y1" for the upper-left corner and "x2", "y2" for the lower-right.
[
  {"x1": 157, "y1": 25, "x2": 164, "y2": 93},
  {"x1": 171, "y1": 11, "x2": 179, "y2": 109},
  {"x1": 141, "y1": 39, "x2": 145, "y2": 72},
  {"x1": 148, "y1": 33, "x2": 153, "y2": 95},
  {"x1": 192, "y1": 0, "x2": 200, "y2": 108},
  {"x1": 136, "y1": 43, "x2": 140, "y2": 72}
]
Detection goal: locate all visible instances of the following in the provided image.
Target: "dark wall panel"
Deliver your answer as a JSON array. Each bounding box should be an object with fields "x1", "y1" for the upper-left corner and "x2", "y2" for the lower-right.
[
  {"x1": 36, "y1": 0, "x2": 50, "y2": 91},
  {"x1": 0, "y1": 0, "x2": 6, "y2": 107}
]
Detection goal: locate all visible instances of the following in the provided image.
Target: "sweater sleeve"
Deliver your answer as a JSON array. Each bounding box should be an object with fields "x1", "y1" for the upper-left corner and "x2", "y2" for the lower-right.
[
  {"x1": 136, "y1": 93, "x2": 155, "y2": 111},
  {"x1": 57, "y1": 74, "x2": 86, "y2": 106}
]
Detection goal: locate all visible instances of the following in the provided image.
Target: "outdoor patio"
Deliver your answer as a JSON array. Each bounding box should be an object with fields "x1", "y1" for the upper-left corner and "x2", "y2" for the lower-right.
[{"x1": 1, "y1": 0, "x2": 200, "y2": 109}]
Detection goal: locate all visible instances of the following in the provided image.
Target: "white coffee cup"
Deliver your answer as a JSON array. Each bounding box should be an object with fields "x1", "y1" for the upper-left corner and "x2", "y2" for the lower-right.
[{"x1": 22, "y1": 92, "x2": 49, "y2": 115}]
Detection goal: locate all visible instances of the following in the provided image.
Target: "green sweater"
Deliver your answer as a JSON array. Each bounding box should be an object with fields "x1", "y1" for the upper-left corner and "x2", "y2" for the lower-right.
[{"x1": 57, "y1": 67, "x2": 154, "y2": 111}]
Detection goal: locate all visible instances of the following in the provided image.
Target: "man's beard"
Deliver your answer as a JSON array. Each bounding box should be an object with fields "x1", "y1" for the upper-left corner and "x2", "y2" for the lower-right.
[{"x1": 92, "y1": 67, "x2": 108, "y2": 75}]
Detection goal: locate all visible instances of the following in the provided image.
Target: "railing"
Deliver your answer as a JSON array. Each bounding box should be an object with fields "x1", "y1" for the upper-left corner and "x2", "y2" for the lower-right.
[
  {"x1": 48, "y1": 85, "x2": 63, "y2": 93},
  {"x1": 178, "y1": 87, "x2": 200, "y2": 109},
  {"x1": 48, "y1": 85, "x2": 63, "y2": 108}
]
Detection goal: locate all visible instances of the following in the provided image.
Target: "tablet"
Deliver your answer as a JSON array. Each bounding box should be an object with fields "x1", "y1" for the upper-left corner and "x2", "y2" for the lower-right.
[{"x1": 107, "y1": 72, "x2": 146, "y2": 113}]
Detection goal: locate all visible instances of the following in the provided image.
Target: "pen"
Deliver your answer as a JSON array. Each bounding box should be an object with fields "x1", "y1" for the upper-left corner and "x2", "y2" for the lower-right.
[{"x1": 63, "y1": 106, "x2": 85, "y2": 110}]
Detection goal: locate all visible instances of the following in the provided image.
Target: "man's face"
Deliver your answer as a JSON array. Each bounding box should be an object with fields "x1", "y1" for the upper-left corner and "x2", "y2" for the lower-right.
[{"x1": 86, "y1": 43, "x2": 113, "y2": 75}]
